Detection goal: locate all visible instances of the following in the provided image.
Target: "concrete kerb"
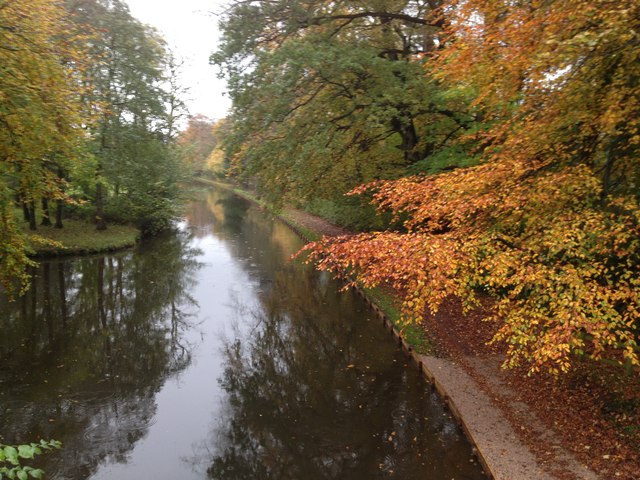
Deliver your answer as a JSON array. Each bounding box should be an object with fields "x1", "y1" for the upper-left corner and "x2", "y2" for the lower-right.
[
  {"x1": 352, "y1": 284, "x2": 558, "y2": 480},
  {"x1": 350, "y1": 282, "x2": 499, "y2": 479}
]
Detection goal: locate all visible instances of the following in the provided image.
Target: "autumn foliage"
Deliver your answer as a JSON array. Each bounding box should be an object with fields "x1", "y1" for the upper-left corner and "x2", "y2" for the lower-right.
[
  {"x1": 303, "y1": 0, "x2": 640, "y2": 374},
  {"x1": 0, "y1": 0, "x2": 91, "y2": 294}
]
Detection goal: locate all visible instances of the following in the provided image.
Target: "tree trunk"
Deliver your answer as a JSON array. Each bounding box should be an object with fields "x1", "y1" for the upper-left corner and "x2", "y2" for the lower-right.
[
  {"x1": 28, "y1": 201, "x2": 37, "y2": 231},
  {"x1": 601, "y1": 136, "x2": 619, "y2": 199},
  {"x1": 95, "y1": 180, "x2": 107, "y2": 230},
  {"x1": 55, "y1": 199, "x2": 64, "y2": 228},
  {"x1": 392, "y1": 115, "x2": 422, "y2": 164},
  {"x1": 22, "y1": 201, "x2": 30, "y2": 222},
  {"x1": 41, "y1": 198, "x2": 52, "y2": 226}
]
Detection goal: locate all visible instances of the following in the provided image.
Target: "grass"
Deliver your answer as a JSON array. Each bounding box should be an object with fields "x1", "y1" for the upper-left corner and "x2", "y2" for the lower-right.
[
  {"x1": 280, "y1": 212, "x2": 323, "y2": 242},
  {"x1": 17, "y1": 214, "x2": 139, "y2": 256},
  {"x1": 363, "y1": 286, "x2": 434, "y2": 355}
]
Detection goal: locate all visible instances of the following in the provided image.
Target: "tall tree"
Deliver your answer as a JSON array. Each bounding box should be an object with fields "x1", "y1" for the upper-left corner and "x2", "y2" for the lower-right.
[
  {"x1": 303, "y1": 0, "x2": 640, "y2": 374},
  {"x1": 213, "y1": 0, "x2": 475, "y2": 225},
  {"x1": 66, "y1": 0, "x2": 185, "y2": 233},
  {"x1": 0, "y1": 0, "x2": 91, "y2": 295}
]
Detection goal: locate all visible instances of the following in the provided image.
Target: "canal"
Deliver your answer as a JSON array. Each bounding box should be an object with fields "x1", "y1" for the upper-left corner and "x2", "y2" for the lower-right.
[{"x1": 0, "y1": 188, "x2": 485, "y2": 479}]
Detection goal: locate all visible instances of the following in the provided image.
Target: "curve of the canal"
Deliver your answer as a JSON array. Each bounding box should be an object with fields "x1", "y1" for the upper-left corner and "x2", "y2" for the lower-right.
[{"x1": 0, "y1": 188, "x2": 486, "y2": 480}]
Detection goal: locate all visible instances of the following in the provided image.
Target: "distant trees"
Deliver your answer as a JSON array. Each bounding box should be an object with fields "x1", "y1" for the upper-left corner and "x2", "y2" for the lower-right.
[
  {"x1": 177, "y1": 115, "x2": 219, "y2": 175},
  {"x1": 217, "y1": 0, "x2": 640, "y2": 373}
]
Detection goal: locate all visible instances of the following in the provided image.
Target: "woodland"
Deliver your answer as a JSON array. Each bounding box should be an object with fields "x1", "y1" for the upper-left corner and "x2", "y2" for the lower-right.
[
  {"x1": 0, "y1": 0, "x2": 196, "y2": 297},
  {"x1": 1, "y1": 0, "x2": 639, "y2": 477},
  {"x1": 213, "y1": 0, "x2": 640, "y2": 376}
]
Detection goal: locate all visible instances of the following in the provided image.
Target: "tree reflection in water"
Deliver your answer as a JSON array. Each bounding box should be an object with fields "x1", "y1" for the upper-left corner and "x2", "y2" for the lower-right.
[
  {"x1": 198, "y1": 194, "x2": 484, "y2": 480},
  {"x1": 0, "y1": 227, "x2": 202, "y2": 479},
  {"x1": 0, "y1": 188, "x2": 484, "y2": 480}
]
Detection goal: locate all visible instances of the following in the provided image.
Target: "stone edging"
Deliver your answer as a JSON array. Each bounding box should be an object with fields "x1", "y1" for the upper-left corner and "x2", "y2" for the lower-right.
[{"x1": 351, "y1": 283, "x2": 559, "y2": 480}]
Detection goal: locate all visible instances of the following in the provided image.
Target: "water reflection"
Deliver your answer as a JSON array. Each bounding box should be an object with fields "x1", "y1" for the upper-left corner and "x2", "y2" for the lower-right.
[
  {"x1": 196, "y1": 190, "x2": 484, "y2": 480},
  {"x1": 0, "y1": 188, "x2": 484, "y2": 480},
  {"x1": 0, "y1": 228, "x2": 202, "y2": 478}
]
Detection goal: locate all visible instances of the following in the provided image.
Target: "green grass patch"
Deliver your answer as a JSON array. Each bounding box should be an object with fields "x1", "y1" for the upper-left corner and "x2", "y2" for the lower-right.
[
  {"x1": 19, "y1": 218, "x2": 139, "y2": 256},
  {"x1": 280, "y1": 213, "x2": 322, "y2": 242},
  {"x1": 363, "y1": 286, "x2": 434, "y2": 355}
]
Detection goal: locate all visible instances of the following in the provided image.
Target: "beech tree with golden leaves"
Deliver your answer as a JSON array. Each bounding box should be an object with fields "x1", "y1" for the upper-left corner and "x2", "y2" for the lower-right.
[
  {"x1": 304, "y1": 0, "x2": 640, "y2": 374},
  {"x1": 0, "y1": 0, "x2": 91, "y2": 295}
]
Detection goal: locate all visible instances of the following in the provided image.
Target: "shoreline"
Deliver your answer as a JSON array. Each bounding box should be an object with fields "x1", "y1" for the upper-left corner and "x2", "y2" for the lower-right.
[
  {"x1": 20, "y1": 220, "x2": 140, "y2": 258},
  {"x1": 219, "y1": 182, "x2": 601, "y2": 480}
]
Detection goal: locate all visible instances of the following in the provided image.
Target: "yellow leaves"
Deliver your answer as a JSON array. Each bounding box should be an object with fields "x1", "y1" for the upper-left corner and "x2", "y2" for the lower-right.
[
  {"x1": 305, "y1": 159, "x2": 640, "y2": 374},
  {"x1": 297, "y1": 0, "x2": 640, "y2": 376},
  {"x1": 0, "y1": 0, "x2": 95, "y2": 296},
  {"x1": 435, "y1": 0, "x2": 640, "y2": 202},
  {"x1": 0, "y1": 0, "x2": 91, "y2": 163}
]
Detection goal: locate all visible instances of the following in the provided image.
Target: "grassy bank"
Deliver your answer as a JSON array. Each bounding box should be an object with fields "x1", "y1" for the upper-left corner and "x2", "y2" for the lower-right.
[
  {"x1": 361, "y1": 287, "x2": 432, "y2": 354},
  {"x1": 18, "y1": 217, "x2": 139, "y2": 256}
]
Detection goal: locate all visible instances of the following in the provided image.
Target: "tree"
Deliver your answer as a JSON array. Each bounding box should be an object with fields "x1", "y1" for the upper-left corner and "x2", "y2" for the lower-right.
[
  {"x1": 302, "y1": 0, "x2": 640, "y2": 374},
  {"x1": 162, "y1": 52, "x2": 189, "y2": 142},
  {"x1": 0, "y1": 0, "x2": 91, "y2": 295},
  {"x1": 213, "y1": 0, "x2": 477, "y2": 226},
  {"x1": 177, "y1": 115, "x2": 219, "y2": 175},
  {"x1": 66, "y1": 0, "x2": 185, "y2": 233}
]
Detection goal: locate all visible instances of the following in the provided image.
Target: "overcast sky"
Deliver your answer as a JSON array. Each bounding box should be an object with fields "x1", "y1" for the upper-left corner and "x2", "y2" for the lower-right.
[{"x1": 124, "y1": 0, "x2": 232, "y2": 121}]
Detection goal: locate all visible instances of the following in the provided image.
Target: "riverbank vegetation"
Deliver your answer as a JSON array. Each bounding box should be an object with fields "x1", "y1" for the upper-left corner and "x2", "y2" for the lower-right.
[
  {"x1": 212, "y1": 0, "x2": 639, "y2": 377},
  {"x1": 0, "y1": 0, "x2": 194, "y2": 296}
]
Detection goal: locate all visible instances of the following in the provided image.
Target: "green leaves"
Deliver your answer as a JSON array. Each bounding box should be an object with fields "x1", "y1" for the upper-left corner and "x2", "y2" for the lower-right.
[
  {"x1": 62, "y1": 0, "x2": 186, "y2": 233},
  {"x1": 0, "y1": 441, "x2": 60, "y2": 480},
  {"x1": 214, "y1": 1, "x2": 469, "y2": 222},
  {"x1": 1, "y1": 446, "x2": 18, "y2": 465}
]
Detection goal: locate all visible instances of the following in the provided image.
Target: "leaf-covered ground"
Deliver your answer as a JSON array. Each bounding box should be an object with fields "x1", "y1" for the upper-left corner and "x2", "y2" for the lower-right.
[{"x1": 423, "y1": 297, "x2": 640, "y2": 480}]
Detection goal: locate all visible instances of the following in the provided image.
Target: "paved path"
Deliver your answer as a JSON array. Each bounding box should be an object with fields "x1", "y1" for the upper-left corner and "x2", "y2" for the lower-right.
[{"x1": 418, "y1": 354, "x2": 554, "y2": 480}]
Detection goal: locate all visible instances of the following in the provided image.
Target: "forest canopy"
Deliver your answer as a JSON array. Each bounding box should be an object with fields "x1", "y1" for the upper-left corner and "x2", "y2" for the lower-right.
[{"x1": 215, "y1": 0, "x2": 640, "y2": 373}]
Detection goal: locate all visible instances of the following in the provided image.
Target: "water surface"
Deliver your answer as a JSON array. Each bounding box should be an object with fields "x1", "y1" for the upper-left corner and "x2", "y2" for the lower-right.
[{"x1": 0, "y1": 188, "x2": 485, "y2": 479}]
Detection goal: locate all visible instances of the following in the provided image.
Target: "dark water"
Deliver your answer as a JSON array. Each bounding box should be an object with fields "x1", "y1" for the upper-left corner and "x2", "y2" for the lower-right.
[{"x1": 0, "y1": 188, "x2": 485, "y2": 479}]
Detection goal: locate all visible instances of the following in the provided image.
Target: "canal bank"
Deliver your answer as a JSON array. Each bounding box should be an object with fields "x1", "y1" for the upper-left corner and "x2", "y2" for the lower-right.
[
  {"x1": 273, "y1": 202, "x2": 601, "y2": 480},
  {"x1": 1, "y1": 187, "x2": 486, "y2": 480}
]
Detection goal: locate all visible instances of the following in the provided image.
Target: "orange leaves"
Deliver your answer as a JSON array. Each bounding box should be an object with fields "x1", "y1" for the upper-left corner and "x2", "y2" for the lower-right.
[
  {"x1": 298, "y1": 0, "x2": 640, "y2": 375},
  {"x1": 305, "y1": 159, "x2": 640, "y2": 374}
]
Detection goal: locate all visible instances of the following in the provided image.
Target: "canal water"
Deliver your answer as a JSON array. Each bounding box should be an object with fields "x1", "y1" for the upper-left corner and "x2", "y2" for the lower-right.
[{"x1": 0, "y1": 188, "x2": 485, "y2": 479}]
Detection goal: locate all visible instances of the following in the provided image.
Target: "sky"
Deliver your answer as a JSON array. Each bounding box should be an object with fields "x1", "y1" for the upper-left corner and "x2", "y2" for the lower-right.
[{"x1": 124, "y1": 0, "x2": 232, "y2": 121}]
